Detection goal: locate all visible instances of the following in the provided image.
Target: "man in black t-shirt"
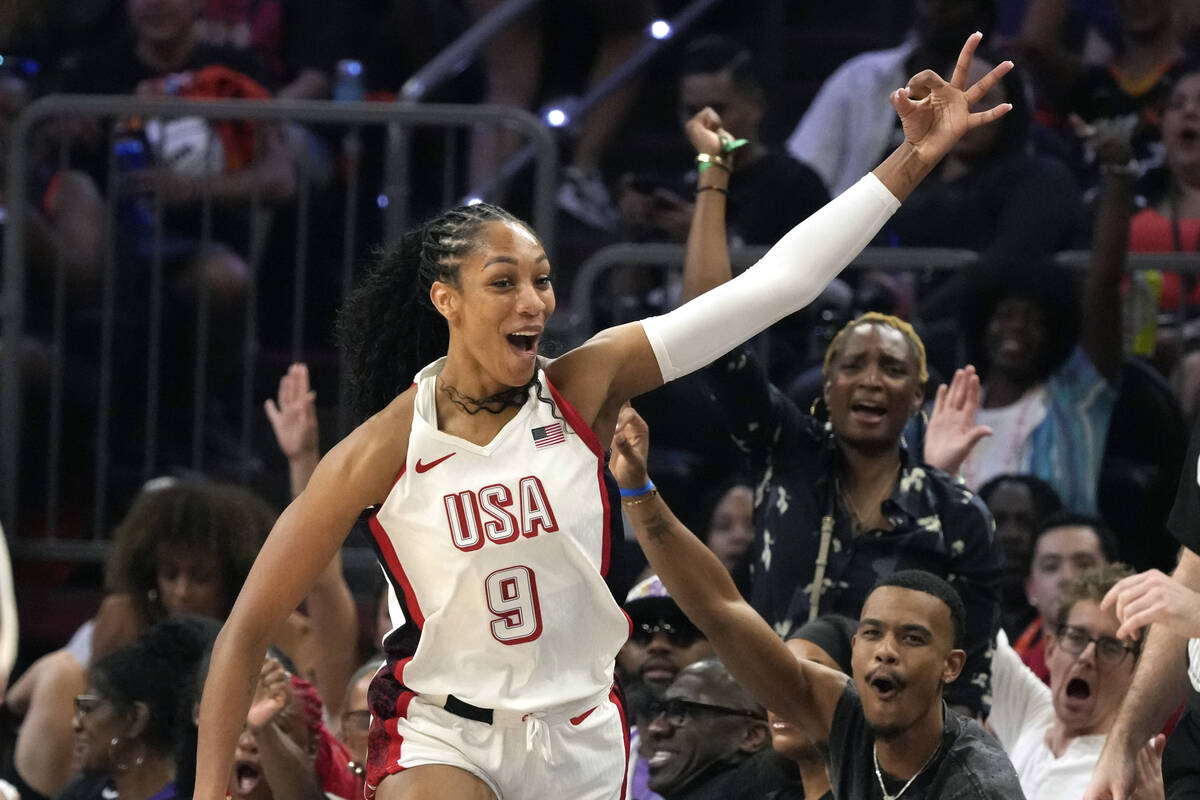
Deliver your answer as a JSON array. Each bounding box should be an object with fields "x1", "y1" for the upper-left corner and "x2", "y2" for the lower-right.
[{"x1": 615, "y1": 406, "x2": 1024, "y2": 800}]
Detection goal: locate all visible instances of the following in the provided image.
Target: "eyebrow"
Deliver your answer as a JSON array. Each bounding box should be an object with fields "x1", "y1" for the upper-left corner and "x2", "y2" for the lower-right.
[
  {"x1": 857, "y1": 619, "x2": 933, "y2": 638},
  {"x1": 482, "y1": 254, "x2": 549, "y2": 269},
  {"x1": 897, "y1": 623, "x2": 932, "y2": 638}
]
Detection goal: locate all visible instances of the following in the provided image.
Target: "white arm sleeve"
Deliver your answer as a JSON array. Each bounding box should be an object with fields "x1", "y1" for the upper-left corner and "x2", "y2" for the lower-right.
[{"x1": 639, "y1": 173, "x2": 900, "y2": 383}]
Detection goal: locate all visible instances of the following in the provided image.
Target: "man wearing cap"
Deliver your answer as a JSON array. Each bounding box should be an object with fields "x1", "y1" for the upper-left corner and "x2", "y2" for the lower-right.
[{"x1": 619, "y1": 575, "x2": 715, "y2": 695}]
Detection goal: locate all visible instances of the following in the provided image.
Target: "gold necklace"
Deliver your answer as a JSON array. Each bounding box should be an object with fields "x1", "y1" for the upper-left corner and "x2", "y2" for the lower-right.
[{"x1": 839, "y1": 465, "x2": 900, "y2": 532}]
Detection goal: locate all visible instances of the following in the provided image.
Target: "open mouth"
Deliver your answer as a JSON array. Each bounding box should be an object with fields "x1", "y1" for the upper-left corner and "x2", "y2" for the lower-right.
[
  {"x1": 1066, "y1": 677, "x2": 1092, "y2": 700},
  {"x1": 648, "y1": 750, "x2": 674, "y2": 768},
  {"x1": 1181, "y1": 128, "x2": 1200, "y2": 145},
  {"x1": 506, "y1": 332, "x2": 540, "y2": 355},
  {"x1": 868, "y1": 673, "x2": 902, "y2": 700},
  {"x1": 234, "y1": 762, "x2": 261, "y2": 796},
  {"x1": 850, "y1": 402, "x2": 886, "y2": 420}
]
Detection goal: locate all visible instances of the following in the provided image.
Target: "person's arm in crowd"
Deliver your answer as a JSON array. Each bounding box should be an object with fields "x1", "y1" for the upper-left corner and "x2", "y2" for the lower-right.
[
  {"x1": 679, "y1": 107, "x2": 733, "y2": 304},
  {"x1": 5, "y1": 650, "x2": 86, "y2": 798},
  {"x1": 940, "y1": 488, "x2": 1003, "y2": 716},
  {"x1": 245, "y1": 658, "x2": 325, "y2": 800},
  {"x1": 264, "y1": 362, "x2": 357, "y2": 718},
  {"x1": 922, "y1": 366, "x2": 992, "y2": 475},
  {"x1": 610, "y1": 404, "x2": 848, "y2": 746},
  {"x1": 1078, "y1": 119, "x2": 1134, "y2": 383},
  {"x1": 987, "y1": 629, "x2": 1052, "y2": 750},
  {"x1": 1084, "y1": 547, "x2": 1200, "y2": 800}
]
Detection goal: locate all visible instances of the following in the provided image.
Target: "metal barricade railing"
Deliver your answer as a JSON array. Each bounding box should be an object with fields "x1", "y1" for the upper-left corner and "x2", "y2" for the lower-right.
[
  {"x1": 558, "y1": 243, "x2": 1200, "y2": 349},
  {"x1": 1, "y1": 96, "x2": 557, "y2": 555}
]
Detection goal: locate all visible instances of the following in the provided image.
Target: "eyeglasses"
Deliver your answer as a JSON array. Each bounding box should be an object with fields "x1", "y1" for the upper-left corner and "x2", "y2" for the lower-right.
[
  {"x1": 73, "y1": 694, "x2": 108, "y2": 717},
  {"x1": 645, "y1": 697, "x2": 766, "y2": 727},
  {"x1": 1055, "y1": 625, "x2": 1140, "y2": 665},
  {"x1": 630, "y1": 621, "x2": 704, "y2": 648},
  {"x1": 341, "y1": 709, "x2": 372, "y2": 733}
]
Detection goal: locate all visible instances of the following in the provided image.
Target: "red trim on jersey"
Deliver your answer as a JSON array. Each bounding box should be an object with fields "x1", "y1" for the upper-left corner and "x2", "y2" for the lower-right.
[
  {"x1": 393, "y1": 657, "x2": 414, "y2": 685},
  {"x1": 545, "y1": 378, "x2": 613, "y2": 577},
  {"x1": 390, "y1": 464, "x2": 407, "y2": 490},
  {"x1": 610, "y1": 687, "x2": 631, "y2": 800},
  {"x1": 369, "y1": 513, "x2": 426, "y2": 628},
  {"x1": 381, "y1": 690, "x2": 415, "y2": 783},
  {"x1": 545, "y1": 379, "x2": 603, "y2": 457},
  {"x1": 388, "y1": 381, "x2": 418, "y2": 489}
]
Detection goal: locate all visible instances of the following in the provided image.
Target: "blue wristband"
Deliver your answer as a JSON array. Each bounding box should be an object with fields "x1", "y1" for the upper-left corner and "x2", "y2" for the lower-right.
[{"x1": 619, "y1": 480, "x2": 656, "y2": 498}]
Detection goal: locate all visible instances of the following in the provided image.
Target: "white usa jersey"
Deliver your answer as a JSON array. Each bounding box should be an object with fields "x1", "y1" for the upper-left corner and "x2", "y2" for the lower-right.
[{"x1": 368, "y1": 358, "x2": 630, "y2": 713}]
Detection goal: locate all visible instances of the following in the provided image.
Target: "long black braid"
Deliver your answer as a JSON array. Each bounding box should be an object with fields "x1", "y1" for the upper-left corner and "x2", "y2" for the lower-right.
[{"x1": 337, "y1": 202, "x2": 537, "y2": 423}]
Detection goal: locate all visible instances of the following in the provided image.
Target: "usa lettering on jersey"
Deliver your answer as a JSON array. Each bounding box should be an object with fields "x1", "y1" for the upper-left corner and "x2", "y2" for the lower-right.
[{"x1": 444, "y1": 475, "x2": 559, "y2": 551}]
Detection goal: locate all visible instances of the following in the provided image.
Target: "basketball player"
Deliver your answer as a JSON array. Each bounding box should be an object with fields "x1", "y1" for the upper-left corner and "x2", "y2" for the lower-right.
[{"x1": 195, "y1": 33, "x2": 1012, "y2": 800}]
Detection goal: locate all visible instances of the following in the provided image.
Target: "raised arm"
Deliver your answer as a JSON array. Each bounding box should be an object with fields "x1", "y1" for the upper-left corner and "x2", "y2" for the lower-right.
[
  {"x1": 1079, "y1": 125, "x2": 1134, "y2": 383},
  {"x1": 551, "y1": 34, "x2": 1013, "y2": 438},
  {"x1": 680, "y1": 109, "x2": 733, "y2": 303},
  {"x1": 194, "y1": 404, "x2": 408, "y2": 800},
  {"x1": 610, "y1": 405, "x2": 848, "y2": 745},
  {"x1": 264, "y1": 362, "x2": 358, "y2": 717}
]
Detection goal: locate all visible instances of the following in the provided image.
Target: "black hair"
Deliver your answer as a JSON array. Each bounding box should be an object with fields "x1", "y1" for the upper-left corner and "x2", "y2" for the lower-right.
[
  {"x1": 1031, "y1": 510, "x2": 1120, "y2": 569},
  {"x1": 869, "y1": 570, "x2": 966, "y2": 649},
  {"x1": 336, "y1": 202, "x2": 536, "y2": 423},
  {"x1": 978, "y1": 473, "x2": 1063, "y2": 520},
  {"x1": 89, "y1": 615, "x2": 221, "y2": 756},
  {"x1": 105, "y1": 478, "x2": 277, "y2": 625},
  {"x1": 961, "y1": 258, "x2": 1081, "y2": 384},
  {"x1": 679, "y1": 34, "x2": 760, "y2": 94},
  {"x1": 788, "y1": 613, "x2": 858, "y2": 675}
]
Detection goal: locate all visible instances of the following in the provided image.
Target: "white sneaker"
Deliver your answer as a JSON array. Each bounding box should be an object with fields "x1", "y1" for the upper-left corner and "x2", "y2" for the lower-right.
[{"x1": 557, "y1": 166, "x2": 620, "y2": 231}]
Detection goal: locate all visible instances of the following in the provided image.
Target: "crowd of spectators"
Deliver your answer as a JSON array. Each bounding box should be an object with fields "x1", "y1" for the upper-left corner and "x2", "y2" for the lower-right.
[{"x1": 11, "y1": 0, "x2": 1200, "y2": 798}]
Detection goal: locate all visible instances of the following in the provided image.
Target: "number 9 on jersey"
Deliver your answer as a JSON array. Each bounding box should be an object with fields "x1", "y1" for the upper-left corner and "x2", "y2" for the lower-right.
[{"x1": 485, "y1": 565, "x2": 544, "y2": 644}]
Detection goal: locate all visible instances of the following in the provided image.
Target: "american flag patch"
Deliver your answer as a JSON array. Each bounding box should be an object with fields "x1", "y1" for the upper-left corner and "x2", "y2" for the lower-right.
[{"x1": 531, "y1": 423, "x2": 565, "y2": 449}]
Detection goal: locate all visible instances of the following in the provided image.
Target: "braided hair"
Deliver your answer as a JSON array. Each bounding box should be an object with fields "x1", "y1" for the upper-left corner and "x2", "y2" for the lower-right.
[{"x1": 337, "y1": 203, "x2": 536, "y2": 423}]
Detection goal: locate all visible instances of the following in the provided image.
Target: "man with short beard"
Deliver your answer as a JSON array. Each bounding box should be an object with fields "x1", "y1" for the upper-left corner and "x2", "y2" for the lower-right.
[
  {"x1": 610, "y1": 404, "x2": 1024, "y2": 799},
  {"x1": 643, "y1": 658, "x2": 801, "y2": 800}
]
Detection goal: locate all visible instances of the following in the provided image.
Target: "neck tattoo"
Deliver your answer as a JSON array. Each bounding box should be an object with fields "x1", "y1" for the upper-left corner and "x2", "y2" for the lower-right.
[
  {"x1": 438, "y1": 375, "x2": 533, "y2": 415},
  {"x1": 873, "y1": 741, "x2": 940, "y2": 800}
]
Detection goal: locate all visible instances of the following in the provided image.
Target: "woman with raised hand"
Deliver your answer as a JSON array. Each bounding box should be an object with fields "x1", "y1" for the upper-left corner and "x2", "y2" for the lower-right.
[{"x1": 196, "y1": 33, "x2": 1011, "y2": 800}]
